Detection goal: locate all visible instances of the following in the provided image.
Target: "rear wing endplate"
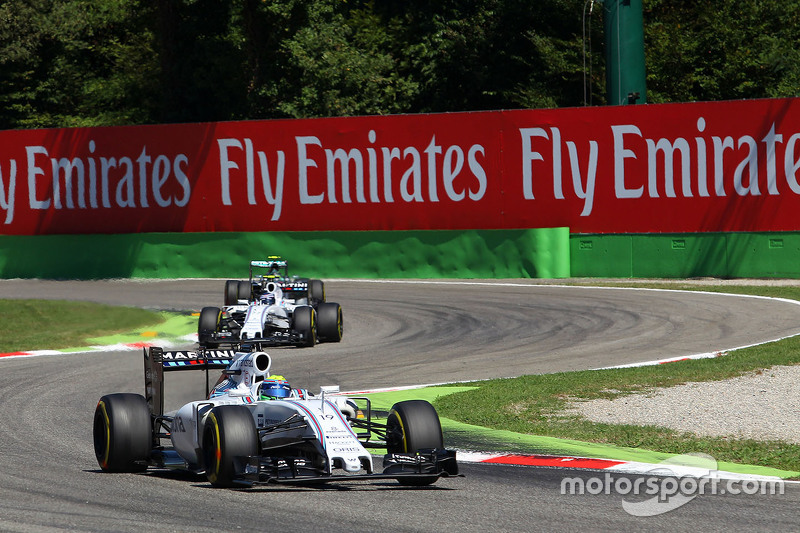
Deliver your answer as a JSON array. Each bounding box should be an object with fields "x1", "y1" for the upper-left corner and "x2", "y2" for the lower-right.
[{"x1": 143, "y1": 346, "x2": 237, "y2": 416}]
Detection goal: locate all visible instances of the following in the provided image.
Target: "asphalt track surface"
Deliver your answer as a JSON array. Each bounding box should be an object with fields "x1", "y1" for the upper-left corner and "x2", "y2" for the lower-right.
[{"x1": 1, "y1": 279, "x2": 799, "y2": 532}]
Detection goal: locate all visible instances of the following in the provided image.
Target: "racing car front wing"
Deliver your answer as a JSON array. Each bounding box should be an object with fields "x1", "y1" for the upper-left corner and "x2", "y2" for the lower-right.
[
  {"x1": 209, "y1": 329, "x2": 309, "y2": 347},
  {"x1": 236, "y1": 448, "x2": 460, "y2": 486}
]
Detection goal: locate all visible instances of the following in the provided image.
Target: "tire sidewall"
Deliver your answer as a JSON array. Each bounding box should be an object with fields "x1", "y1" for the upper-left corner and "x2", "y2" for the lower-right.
[
  {"x1": 198, "y1": 306, "x2": 221, "y2": 345},
  {"x1": 238, "y1": 280, "x2": 251, "y2": 302},
  {"x1": 202, "y1": 405, "x2": 258, "y2": 487},
  {"x1": 317, "y1": 302, "x2": 343, "y2": 342},
  {"x1": 386, "y1": 400, "x2": 444, "y2": 454},
  {"x1": 310, "y1": 279, "x2": 325, "y2": 305},
  {"x1": 93, "y1": 393, "x2": 152, "y2": 472},
  {"x1": 224, "y1": 280, "x2": 238, "y2": 306},
  {"x1": 292, "y1": 306, "x2": 317, "y2": 347}
]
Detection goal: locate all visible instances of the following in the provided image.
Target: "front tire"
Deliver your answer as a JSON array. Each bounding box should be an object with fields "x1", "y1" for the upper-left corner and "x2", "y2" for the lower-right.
[
  {"x1": 93, "y1": 393, "x2": 152, "y2": 473},
  {"x1": 292, "y1": 306, "x2": 317, "y2": 347},
  {"x1": 386, "y1": 400, "x2": 444, "y2": 486},
  {"x1": 198, "y1": 306, "x2": 221, "y2": 347},
  {"x1": 317, "y1": 302, "x2": 343, "y2": 342},
  {"x1": 202, "y1": 405, "x2": 258, "y2": 488}
]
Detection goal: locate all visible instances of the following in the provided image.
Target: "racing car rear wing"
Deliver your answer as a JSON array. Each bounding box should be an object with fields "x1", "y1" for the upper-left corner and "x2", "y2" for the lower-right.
[{"x1": 144, "y1": 346, "x2": 237, "y2": 417}]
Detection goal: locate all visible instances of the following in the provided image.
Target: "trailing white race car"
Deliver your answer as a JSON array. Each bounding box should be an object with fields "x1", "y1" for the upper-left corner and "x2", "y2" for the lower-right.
[
  {"x1": 199, "y1": 259, "x2": 343, "y2": 348},
  {"x1": 93, "y1": 347, "x2": 459, "y2": 488},
  {"x1": 222, "y1": 257, "x2": 326, "y2": 308}
]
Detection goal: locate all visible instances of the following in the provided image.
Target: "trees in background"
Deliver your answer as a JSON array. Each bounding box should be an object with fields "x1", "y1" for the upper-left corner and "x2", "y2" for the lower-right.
[
  {"x1": 0, "y1": 1, "x2": 158, "y2": 128},
  {"x1": 0, "y1": 0, "x2": 798, "y2": 129},
  {"x1": 643, "y1": 0, "x2": 800, "y2": 104}
]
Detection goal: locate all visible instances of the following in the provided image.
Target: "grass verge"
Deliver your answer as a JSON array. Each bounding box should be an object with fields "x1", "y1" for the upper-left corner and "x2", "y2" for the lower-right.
[
  {"x1": 434, "y1": 283, "x2": 800, "y2": 473},
  {"x1": 0, "y1": 299, "x2": 165, "y2": 352}
]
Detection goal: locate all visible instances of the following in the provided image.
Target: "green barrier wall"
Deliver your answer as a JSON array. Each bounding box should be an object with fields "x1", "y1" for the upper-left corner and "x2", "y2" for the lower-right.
[
  {"x1": 0, "y1": 228, "x2": 571, "y2": 280},
  {"x1": 571, "y1": 232, "x2": 800, "y2": 278},
  {"x1": 5, "y1": 229, "x2": 798, "y2": 280}
]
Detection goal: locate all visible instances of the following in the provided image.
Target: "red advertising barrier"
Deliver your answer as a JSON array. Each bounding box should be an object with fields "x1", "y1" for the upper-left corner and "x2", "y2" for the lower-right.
[{"x1": 2, "y1": 97, "x2": 800, "y2": 235}]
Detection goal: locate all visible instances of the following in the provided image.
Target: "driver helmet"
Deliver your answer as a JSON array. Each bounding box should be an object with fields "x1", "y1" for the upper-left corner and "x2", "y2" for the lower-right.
[
  {"x1": 259, "y1": 375, "x2": 291, "y2": 400},
  {"x1": 260, "y1": 292, "x2": 276, "y2": 306}
]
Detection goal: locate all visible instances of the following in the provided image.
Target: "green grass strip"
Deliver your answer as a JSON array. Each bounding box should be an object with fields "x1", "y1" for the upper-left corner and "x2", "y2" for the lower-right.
[
  {"x1": 356, "y1": 385, "x2": 800, "y2": 479},
  {"x1": 0, "y1": 299, "x2": 167, "y2": 352},
  {"x1": 85, "y1": 312, "x2": 197, "y2": 346}
]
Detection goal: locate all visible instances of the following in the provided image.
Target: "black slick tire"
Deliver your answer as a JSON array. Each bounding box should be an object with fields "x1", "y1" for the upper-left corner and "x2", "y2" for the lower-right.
[
  {"x1": 93, "y1": 393, "x2": 152, "y2": 473},
  {"x1": 237, "y1": 280, "x2": 251, "y2": 302},
  {"x1": 386, "y1": 400, "x2": 444, "y2": 486},
  {"x1": 292, "y1": 305, "x2": 317, "y2": 347},
  {"x1": 224, "y1": 280, "x2": 239, "y2": 306},
  {"x1": 316, "y1": 302, "x2": 343, "y2": 342},
  {"x1": 202, "y1": 405, "x2": 258, "y2": 488},
  {"x1": 198, "y1": 306, "x2": 221, "y2": 347},
  {"x1": 309, "y1": 279, "x2": 325, "y2": 305}
]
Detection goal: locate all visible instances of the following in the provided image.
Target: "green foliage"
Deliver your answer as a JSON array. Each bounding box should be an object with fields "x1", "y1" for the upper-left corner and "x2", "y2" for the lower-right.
[
  {"x1": 644, "y1": 0, "x2": 800, "y2": 102},
  {"x1": 1, "y1": 0, "x2": 800, "y2": 128},
  {"x1": 275, "y1": 1, "x2": 418, "y2": 117},
  {"x1": 0, "y1": 1, "x2": 159, "y2": 128}
]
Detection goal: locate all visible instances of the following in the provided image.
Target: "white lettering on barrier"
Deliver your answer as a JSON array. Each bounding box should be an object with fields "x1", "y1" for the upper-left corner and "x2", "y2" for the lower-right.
[
  {"x1": 784, "y1": 133, "x2": 800, "y2": 194},
  {"x1": 733, "y1": 135, "x2": 759, "y2": 196},
  {"x1": 628, "y1": 118, "x2": 795, "y2": 201},
  {"x1": 14, "y1": 111, "x2": 800, "y2": 230},
  {"x1": 763, "y1": 123, "x2": 782, "y2": 196},
  {"x1": 6, "y1": 129, "x2": 488, "y2": 227},
  {"x1": 0, "y1": 158, "x2": 16, "y2": 224},
  {"x1": 218, "y1": 137, "x2": 242, "y2": 204},
  {"x1": 220, "y1": 131, "x2": 487, "y2": 215},
  {"x1": 520, "y1": 117, "x2": 800, "y2": 218},
  {"x1": 400, "y1": 145, "x2": 422, "y2": 202},
  {"x1": 568, "y1": 139, "x2": 598, "y2": 216},
  {"x1": 27, "y1": 145, "x2": 50, "y2": 209},
  {"x1": 612, "y1": 124, "x2": 643, "y2": 200},
  {"x1": 296, "y1": 136, "x2": 323, "y2": 205},
  {"x1": 521, "y1": 126, "x2": 600, "y2": 214},
  {"x1": 218, "y1": 137, "x2": 285, "y2": 220},
  {"x1": 467, "y1": 145, "x2": 487, "y2": 200},
  {"x1": 25, "y1": 142, "x2": 190, "y2": 213},
  {"x1": 519, "y1": 127, "x2": 546, "y2": 200},
  {"x1": 325, "y1": 147, "x2": 364, "y2": 203}
]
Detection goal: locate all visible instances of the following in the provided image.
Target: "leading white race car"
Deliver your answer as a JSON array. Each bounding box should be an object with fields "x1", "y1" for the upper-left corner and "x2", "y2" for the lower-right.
[
  {"x1": 198, "y1": 259, "x2": 343, "y2": 348},
  {"x1": 93, "y1": 347, "x2": 459, "y2": 488}
]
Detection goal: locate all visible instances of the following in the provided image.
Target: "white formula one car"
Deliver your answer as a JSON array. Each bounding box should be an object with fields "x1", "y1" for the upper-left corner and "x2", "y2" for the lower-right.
[
  {"x1": 222, "y1": 257, "x2": 326, "y2": 308},
  {"x1": 198, "y1": 259, "x2": 342, "y2": 348},
  {"x1": 93, "y1": 347, "x2": 459, "y2": 488}
]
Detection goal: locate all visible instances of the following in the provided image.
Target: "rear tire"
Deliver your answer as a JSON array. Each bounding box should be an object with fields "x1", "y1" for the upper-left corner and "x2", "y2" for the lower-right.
[
  {"x1": 224, "y1": 280, "x2": 239, "y2": 306},
  {"x1": 310, "y1": 279, "x2": 325, "y2": 305},
  {"x1": 292, "y1": 306, "x2": 317, "y2": 347},
  {"x1": 93, "y1": 393, "x2": 152, "y2": 473},
  {"x1": 317, "y1": 302, "x2": 343, "y2": 342},
  {"x1": 238, "y1": 280, "x2": 252, "y2": 302},
  {"x1": 386, "y1": 400, "x2": 444, "y2": 486},
  {"x1": 202, "y1": 405, "x2": 258, "y2": 488},
  {"x1": 198, "y1": 306, "x2": 221, "y2": 347}
]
